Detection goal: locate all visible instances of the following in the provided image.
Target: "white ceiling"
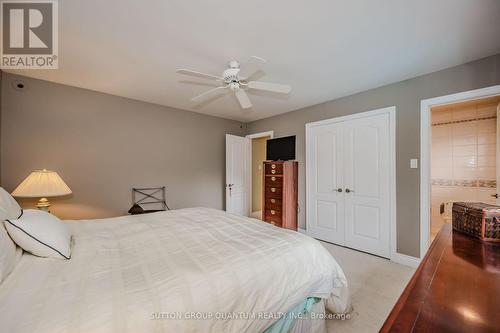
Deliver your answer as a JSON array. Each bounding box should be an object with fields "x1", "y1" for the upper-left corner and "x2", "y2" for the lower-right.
[{"x1": 8, "y1": 0, "x2": 500, "y2": 122}]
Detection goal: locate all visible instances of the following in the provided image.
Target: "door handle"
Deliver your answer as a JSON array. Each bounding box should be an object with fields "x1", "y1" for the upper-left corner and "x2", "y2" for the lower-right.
[{"x1": 345, "y1": 188, "x2": 353, "y2": 193}]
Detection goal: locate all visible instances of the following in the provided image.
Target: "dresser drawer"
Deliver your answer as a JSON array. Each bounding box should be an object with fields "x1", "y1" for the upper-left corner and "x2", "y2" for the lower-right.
[
  {"x1": 264, "y1": 197, "x2": 282, "y2": 210},
  {"x1": 264, "y1": 163, "x2": 283, "y2": 175},
  {"x1": 264, "y1": 215, "x2": 282, "y2": 227},
  {"x1": 264, "y1": 175, "x2": 283, "y2": 187},
  {"x1": 265, "y1": 186, "x2": 282, "y2": 198},
  {"x1": 265, "y1": 209, "x2": 282, "y2": 219}
]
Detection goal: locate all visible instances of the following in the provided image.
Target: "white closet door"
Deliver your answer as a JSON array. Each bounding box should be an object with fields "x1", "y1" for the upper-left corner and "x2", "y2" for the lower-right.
[
  {"x1": 343, "y1": 113, "x2": 391, "y2": 258},
  {"x1": 306, "y1": 123, "x2": 345, "y2": 244}
]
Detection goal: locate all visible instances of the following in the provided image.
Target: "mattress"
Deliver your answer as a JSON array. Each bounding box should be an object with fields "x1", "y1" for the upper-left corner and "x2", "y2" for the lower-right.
[{"x1": 0, "y1": 207, "x2": 348, "y2": 333}]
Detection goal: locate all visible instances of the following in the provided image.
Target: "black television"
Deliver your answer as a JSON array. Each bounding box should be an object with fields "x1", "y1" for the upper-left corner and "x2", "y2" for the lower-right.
[{"x1": 266, "y1": 136, "x2": 296, "y2": 161}]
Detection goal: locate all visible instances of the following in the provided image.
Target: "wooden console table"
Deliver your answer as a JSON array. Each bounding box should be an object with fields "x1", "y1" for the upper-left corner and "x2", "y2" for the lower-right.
[{"x1": 380, "y1": 224, "x2": 500, "y2": 333}]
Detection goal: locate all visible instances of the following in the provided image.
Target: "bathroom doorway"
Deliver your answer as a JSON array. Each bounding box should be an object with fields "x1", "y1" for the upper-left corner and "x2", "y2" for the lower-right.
[
  {"x1": 246, "y1": 131, "x2": 273, "y2": 219},
  {"x1": 429, "y1": 95, "x2": 500, "y2": 242}
]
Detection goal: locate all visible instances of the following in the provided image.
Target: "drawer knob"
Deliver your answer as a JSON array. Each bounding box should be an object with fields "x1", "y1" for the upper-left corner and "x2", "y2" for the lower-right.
[
  {"x1": 271, "y1": 176, "x2": 276, "y2": 181},
  {"x1": 271, "y1": 198, "x2": 276, "y2": 203},
  {"x1": 271, "y1": 170, "x2": 276, "y2": 174},
  {"x1": 271, "y1": 164, "x2": 276, "y2": 169},
  {"x1": 271, "y1": 210, "x2": 275, "y2": 215},
  {"x1": 271, "y1": 188, "x2": 276, "y2": 192}
]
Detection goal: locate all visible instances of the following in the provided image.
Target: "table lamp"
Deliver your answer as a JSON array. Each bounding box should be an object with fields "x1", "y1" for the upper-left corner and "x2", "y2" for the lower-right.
[{"x1": 11, "y1": 169, "x2": 72, "y2": 211}]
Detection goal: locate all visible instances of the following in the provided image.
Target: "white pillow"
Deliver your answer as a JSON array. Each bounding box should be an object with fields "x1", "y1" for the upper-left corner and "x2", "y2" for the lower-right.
[
  {"x1": 0, "y1": 187, "x2": 23, "y2": 283},
  {"x1": 4, "y1": 209, "x2": 71, "y2": 260},
  {"x1": 0, "y1": 187, "x2": 22, "y2": 221},
  {"x1": 0, "y1": 223, "x2": 22, "y2": 283}
]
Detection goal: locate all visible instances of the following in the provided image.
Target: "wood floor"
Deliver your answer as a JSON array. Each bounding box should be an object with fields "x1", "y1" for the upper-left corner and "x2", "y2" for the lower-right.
[{"x1": 319, "y1": 241, "x2": 415, "y2": 333}]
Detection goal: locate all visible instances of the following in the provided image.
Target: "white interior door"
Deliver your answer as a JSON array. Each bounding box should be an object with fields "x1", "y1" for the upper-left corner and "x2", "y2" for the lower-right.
[
  {"x1": 306, "y1": 122, "x2": 345, "y2": 245},
  {"x1": 496, "y1": 102, "x2": 500, "y2": 205},
  {"x1": 226, "y1": 134, "x2": 250, "y2": 216},
  {"x1": 343, "y1": 113, "x2": 391, "y2": 258}
]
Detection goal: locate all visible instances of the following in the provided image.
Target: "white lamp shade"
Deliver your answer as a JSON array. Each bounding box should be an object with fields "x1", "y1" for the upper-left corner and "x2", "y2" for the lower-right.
[{"x1": 11, "y1": 169, "x2": 72, "y2": 198}]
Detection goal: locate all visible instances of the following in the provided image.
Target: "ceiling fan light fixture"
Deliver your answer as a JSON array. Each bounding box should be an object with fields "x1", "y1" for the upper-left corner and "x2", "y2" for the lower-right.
[
  {"x1": 176, "y1": 56, "x2": 291, "y2": 110},
  {"x1": 228, "y1": 60, "x2": 240, "y2": 69}
]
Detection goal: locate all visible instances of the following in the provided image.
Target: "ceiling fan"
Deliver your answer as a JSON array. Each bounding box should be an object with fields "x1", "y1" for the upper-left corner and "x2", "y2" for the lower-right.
[{"x1": 176, "y1": 56, "x2": 291, "y2": 109}]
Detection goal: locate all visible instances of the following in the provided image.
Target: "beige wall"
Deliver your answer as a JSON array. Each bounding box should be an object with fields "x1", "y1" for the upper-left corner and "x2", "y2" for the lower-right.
[
  {"x1": 251, "y1": 136, "x2": 269, "y2": 212},
  {"x1": 0, "y1": 73, "x2": 244, "y2": 219},
  {"x1": 246, "y1": 54, "x2": 500, "y2": 257}
]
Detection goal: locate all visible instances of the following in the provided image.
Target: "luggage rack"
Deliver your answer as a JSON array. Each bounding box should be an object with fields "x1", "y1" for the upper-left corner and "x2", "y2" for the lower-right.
[{"x1": 128, "y1": 187, "x2": 170, "y2": 215}]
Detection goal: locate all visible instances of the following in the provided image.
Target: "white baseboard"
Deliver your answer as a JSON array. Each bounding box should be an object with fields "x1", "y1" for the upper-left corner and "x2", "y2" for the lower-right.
[
  {"x1": 302, "y1": 228, "x2": 420, "y2": 268},
  {"x1": 391, "y1": 252, "x2": 421, "y2": 268}
]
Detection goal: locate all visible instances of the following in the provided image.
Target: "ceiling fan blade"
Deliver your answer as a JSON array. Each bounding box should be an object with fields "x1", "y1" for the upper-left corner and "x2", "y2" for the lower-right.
[
  {"x1": 176, "y1": 69, "x2": 223, "y2": 81},
  {"x1": 239, "y1": 56, "x2": 266, "y2": 80},
  {"x1": 179, "y1": 80, "x2": 220, "y2": 87},
  {"x1": 235, "y1": 89, "x2": 252, "y2": 109},
  {"x1": 247, "y1": 81, "x2": 291, "y2": 94},
  {"x1": 191, "y1": 86, "x2": 228, "y2": 103}
]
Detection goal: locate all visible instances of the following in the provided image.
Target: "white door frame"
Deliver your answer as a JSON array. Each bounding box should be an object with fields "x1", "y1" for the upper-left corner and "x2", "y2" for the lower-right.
[
  {"x1": 497, "y1": 103, "x2": 500, "y2": 206},
  {"x1": 305, "y1": 106, "x2": 397, "y2": 260},
  {"x1": 245, "y1": 131, "x2": 274, "y2": 215},
  {"x1": 420, "y1": 84, "x2": 500, "y2": 259},
  {"x1": 246, "y1": 131, "x2": 274, "y2": 140}
]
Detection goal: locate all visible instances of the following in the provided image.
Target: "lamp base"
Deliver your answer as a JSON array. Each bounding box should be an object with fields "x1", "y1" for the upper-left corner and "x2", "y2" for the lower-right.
[{"x1": 36, "y1": 198, "x2": 51, "y2": 212}]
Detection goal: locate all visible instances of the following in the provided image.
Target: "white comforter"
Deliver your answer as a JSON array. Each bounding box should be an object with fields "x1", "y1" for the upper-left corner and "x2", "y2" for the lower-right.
[{"x1": 0, "y1": 208, "x2": 348, "y2": 333}]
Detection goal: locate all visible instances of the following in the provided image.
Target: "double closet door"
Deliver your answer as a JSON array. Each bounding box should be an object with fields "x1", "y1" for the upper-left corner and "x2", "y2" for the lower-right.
[{"x1": 306, "y1": 110, "x2": 393, "y2": 258}]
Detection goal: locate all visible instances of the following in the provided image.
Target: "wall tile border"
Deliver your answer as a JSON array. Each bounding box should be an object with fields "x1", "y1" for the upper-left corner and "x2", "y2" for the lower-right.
[
  {"x1": 431, "y1": 178, "x2": 496, "y2": 188},
  {"x1": 431, "y1": 115, "x2": 496, "y2": 127}
]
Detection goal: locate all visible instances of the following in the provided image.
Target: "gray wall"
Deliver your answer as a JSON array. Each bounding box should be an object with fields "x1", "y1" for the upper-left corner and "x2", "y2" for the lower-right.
[
  {"x1": 246, "y1": 54, "x2": 500, "y2": 257},
  {"x1": 1, "y1": 73, "x2": 244, "y2": 220},
  {"x1": 2, "y1": 55, "x2": 500, "y2": 256},
  {"x1": 0, "y1": 70, "x2": 2, "y2": 183}
]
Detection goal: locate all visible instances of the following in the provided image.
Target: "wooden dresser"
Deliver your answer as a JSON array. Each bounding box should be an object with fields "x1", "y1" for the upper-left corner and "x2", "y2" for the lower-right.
[
  {"x1": 380, "y1": 223, "x2": 500, "y2": 333},
  {"x1": 261, "y1": 161, "x2": 298, "y2": 230}
]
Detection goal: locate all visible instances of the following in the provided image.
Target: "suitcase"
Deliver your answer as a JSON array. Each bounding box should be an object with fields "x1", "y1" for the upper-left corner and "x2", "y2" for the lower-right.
[{"x1": 452, "y1": 202, "x2": 500, "y2": 242}]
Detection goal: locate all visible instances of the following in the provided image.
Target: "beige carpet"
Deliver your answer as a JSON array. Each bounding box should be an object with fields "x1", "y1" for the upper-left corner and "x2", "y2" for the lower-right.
[{"x1": 319, "y1": 241, "x2": 415, "y2": 333}]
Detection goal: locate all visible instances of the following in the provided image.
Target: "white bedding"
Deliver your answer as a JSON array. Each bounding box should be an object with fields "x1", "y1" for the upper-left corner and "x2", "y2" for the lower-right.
[{"x1": 0, "y1": 208, "x2": 348, "y2": 333}]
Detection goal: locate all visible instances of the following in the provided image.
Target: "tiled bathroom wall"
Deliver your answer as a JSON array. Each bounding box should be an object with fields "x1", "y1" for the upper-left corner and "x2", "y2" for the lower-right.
[{"x1": 431, "y1": 100, "x2": 498, "y2": 238}]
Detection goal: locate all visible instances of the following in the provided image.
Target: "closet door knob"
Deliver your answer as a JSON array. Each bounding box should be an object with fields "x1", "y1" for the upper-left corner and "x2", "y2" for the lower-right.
[
  {"x1": 337, "y1": 188, "x2": 343, "y2": 192},
  {"x1": 345, "y1": 188, "x2": 353, "y2": 193}
]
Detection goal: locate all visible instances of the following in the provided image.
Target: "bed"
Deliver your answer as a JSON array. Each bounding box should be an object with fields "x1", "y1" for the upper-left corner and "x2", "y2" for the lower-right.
[{"x1": 0, "y1": 207, "x2": 349, "y2": 333}]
